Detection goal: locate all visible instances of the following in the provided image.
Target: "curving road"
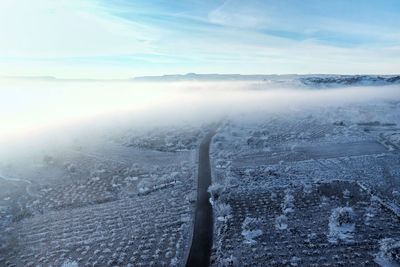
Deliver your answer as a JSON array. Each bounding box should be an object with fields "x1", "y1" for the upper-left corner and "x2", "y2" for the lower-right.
[
  {"x1": 186, "y1": 129, "x2": 216, "y2": 267},
  {"x1": 0, "y1": 173, "x2": 38, "y2": 198}
]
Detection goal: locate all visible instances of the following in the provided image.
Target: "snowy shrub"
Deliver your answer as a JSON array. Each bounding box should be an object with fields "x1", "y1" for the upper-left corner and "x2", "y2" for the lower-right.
[
  {"x1": 185, "y1": 191, "x2": 196, "y2": 203},
  {"x1": 220, "y1": 255, "x2": 239, "y2": 267},
  {"x1": 170, "y1": 257, "x2": 179, "y2": 266},
  {"x1": 387, "y1": 133, "x2": 400, "y2": 147},
  {"x1": 208, "y1": 183, "x2": 224, "y2": 204},
  {"x1": 125, "y1": 176, "x2": 138, "y2": 182},
  {"x1": 160, "y1": 173, "x2": 171, "y2": 182},
  {"x1": 343, "y1": 189, "x2": 352, "y2": 198},
  {"x1": 137, "y1": 179, "x2": 151, "y2": 193},
  {"x1": 378, "y1": 238, "x2": 400, "y2": 263},
  {"x1": 90, "y1": 168, "x2": 107, "y2": 179},
  {"x1": 264, "y1": 167, "x2": 279, "y2": 177},
  {"x1": 216, "y1": 159, "x2": 229, "y2": 169},
  {"x1": 64, "y1": 163, "x2": 76, "y2": 173},
  {"x1": 328, "y1": 207, "x2": 356, "y2": 243},
  {"x1": 165, "y1": 250, "x2": 173, "y2": 258},
  {"x1": 215, "y1": 141, "x2": 224, "y2": 150},
  {"x1": 246, "y1": 136, "x2": 265, "y2": 149},
  {"x1": 170, "y1": 171, "x2": 180, "y2": 180},
  {"x1": 91, "y1": 176, "x2": 100, "y2": 182},
  {"x1": 275, "y1": 214, "x2": 288, "y2": 230},
  {"x1": 225, "y1": 175, "x2": 239, "y2": 187},
  {"x1": 131, "y1": 163, "x2": 140, "y2": 170},
  {"x1": 364, "y1": 206, "x2": 376, "y2": 225},
  {"x1": 61, "y1": 259, "x2": 78, "y2": 267},
  {"x1": 305, "y1": 232, "x2": 317, "y2": 244},
  {"x1": 319, "y1": 196, "x2": 329, "y2": 207},
  {"x1": 243, "y1": 168, "x2": 256, "y2": 178},
  {"x1": 281, "y1": 190, "x2": 295, "y2": 214},
  {"x1": 302, "y1": 183, "x2": 312, "y2": 194},
  {"x1": 290, "y1": 256, "x2": 301, "y2": 266},
  {"x1": 241, "y1": 217, "x2": 263, "y2": 244},
  {"x1": 215, "y1": 202, "x2": 232, "y2": 222},
  {"x1": 392, "y1": 190, "x2": 400, "y2": 199}
]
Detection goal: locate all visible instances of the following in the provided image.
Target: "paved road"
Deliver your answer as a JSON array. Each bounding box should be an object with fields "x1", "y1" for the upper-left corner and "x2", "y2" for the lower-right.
[{"x1": 186, "y1": 130, "x2": 216, "y2": 267}]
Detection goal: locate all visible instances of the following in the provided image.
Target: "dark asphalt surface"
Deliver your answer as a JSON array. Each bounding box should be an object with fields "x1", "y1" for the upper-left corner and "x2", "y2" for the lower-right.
[{"x1": 186, "y1": 130, "x2": 216, "y2": 267}]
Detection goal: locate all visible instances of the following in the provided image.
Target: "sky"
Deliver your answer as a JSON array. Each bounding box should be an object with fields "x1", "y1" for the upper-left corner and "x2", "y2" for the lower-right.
[{"x1": 0, "y1": 0, "x2": 399, "y2": 78}]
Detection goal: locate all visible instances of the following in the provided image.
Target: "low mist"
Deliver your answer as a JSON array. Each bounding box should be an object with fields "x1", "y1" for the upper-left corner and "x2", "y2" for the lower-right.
[{"x1": 1, "y1": 78, "x2": 400, "y2": 149}]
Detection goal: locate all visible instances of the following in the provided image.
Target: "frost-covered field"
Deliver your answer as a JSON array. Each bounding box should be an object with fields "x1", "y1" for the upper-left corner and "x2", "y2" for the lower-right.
[
  {"x1": 210, "y1": 99, "x2": 400, "y2": 266},
  {"x1": 1, "y1": 78, "x2": 400, "y2": 266},
  {"x1": 0, "y1": 124, "x2": 205, "y2": 267}
]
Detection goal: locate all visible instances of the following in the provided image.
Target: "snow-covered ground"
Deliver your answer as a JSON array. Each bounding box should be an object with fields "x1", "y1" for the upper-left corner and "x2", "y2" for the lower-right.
[
  {"x1": 1, "y1": 77, "x2": 400, "y2": 266},
  {"x1": 0, "y1": 123, "x2": 205, "y2": 267},
  {"x1": 210, "y1": 99, "x2": 400, "y2": 266}
]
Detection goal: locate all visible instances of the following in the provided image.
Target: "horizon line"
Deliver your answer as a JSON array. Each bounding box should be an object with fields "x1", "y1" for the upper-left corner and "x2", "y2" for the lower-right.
[{"x1": 2, "y1": 73, "x2": 400, "y2": 82}]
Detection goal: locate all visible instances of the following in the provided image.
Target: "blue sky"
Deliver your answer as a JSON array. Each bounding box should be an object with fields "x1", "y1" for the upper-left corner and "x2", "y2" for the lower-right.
[{"x1": 0, "y1": 0, "x2": 399, "y2": 78}]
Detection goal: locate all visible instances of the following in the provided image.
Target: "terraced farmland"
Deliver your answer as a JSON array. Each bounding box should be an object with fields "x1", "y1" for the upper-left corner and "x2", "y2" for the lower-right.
[
  {"x1": 0, "y1": 127, "x2": 201, "y2": 267},
  {"x1": 212, "y1": 181, "x2": 400, "y2": 266},
  {"x1": 210, "y1": 103, "x2": 400, "y2": 266},
  {"x1": 5, "y1": 183, "x2": 193, "y2": 267}
]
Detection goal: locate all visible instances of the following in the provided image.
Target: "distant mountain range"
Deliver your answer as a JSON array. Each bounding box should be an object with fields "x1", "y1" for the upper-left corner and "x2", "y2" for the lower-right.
[
  {"x1": 3, "y1": 74, "x2": 400, "y2": 87},
  {"x1": 133, "y1": 73, "x2": 400, "y2": 87},
  {"x1": 300, "y1": 75, "x2": 400, "y2": 87}
]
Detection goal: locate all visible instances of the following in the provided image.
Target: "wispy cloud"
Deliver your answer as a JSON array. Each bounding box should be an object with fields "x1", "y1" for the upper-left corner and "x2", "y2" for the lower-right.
[
  {"x1": 0, "y1": 0, "x2": 399, "y2": 78},
  {"x1": 0, "y1": 0, "x2": 159, "y2": 58}
]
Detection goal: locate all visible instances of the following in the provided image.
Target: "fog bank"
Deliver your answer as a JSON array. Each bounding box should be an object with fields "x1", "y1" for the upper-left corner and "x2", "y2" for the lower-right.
[{"x1": 1, "y1": 79, "x2": 399, "y2": 145}]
